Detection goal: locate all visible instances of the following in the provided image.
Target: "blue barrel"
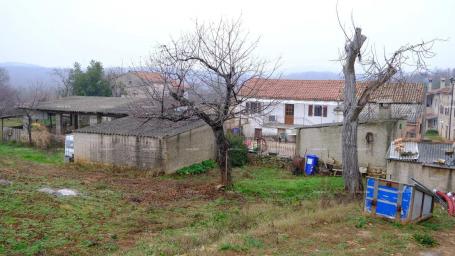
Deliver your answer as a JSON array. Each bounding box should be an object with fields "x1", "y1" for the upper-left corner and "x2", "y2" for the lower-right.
[{"x1": 305, "y1": 154, "x2": 319, "y2": 175}]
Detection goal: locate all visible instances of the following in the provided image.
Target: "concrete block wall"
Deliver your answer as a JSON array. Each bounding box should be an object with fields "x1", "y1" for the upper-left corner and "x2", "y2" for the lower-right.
[
  {"x1": 297, "y1": 120, "x2": 406, "y2": 169},
  {"x1": 74, "y1": 133, "x2": 165, "y2": 173},
  {"x1": 387, "y1": 161, "x2": 455, "y2": 191},
  {"x1": 164, "y1": 125, "x2": 216, "y2": 173}
]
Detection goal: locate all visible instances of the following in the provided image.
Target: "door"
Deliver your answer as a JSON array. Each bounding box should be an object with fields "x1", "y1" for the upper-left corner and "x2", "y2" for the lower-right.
[{"x1": 285, "y1": 104, "x2": 294, "y2": 125}]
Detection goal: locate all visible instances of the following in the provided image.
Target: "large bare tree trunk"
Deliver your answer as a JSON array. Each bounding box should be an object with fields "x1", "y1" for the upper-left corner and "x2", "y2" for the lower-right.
[
  {"x1": 212, "y1": 126, "x2": 232, "y2": 186},
  {"x1": 341, "y1": 67, "x2": 363, "y2": 194},
  {"x1": 341, "y1": 28, "x2": 366, "y2": 195}
]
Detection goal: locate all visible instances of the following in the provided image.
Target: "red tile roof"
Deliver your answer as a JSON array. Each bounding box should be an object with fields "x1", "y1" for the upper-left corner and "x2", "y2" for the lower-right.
[
  {"x1": 241, "y1": 79, "x2": 344, "y2": 101},
  {"x1": 241, "y1": 79, "x2": 424, "y2": 104}
]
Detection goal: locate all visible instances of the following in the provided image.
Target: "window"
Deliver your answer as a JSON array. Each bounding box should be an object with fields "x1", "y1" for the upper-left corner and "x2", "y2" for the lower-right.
[
  {"x1": 323, "y1": 106, "x2": 328, "y2": 117},
  {"x1": 314, "y1": 105, "x2": 322, "y2": 117},
  {"x1": 308, "y1": 105, "x2": 313, "y2": 116},
  {"x1": 246, "y1": 102, "x2": 261, "y2": 114},
  {"x1": 268, "y1": 115, "x2": 276, "y2": 122},
  {"x1": 440, "y1": 105, "x2": 444, "y2": 114}
]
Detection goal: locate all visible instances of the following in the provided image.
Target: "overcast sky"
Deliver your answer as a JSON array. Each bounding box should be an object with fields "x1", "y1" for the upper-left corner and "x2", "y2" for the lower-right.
[{"x1": 1, "y1": 0, "x2": 453, "y2": 72}]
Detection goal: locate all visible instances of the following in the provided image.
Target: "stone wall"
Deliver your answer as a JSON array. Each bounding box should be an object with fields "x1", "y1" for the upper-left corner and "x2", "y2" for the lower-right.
[
  {"x1": 387, "y1": 160, "x2": 455, "y2": 191},
  {"x1": 164, "y1": 125, "x2": 216, "y2": 173},
  {"x1": 297, "y1": 120, "x2": 407, "y2": 170}
]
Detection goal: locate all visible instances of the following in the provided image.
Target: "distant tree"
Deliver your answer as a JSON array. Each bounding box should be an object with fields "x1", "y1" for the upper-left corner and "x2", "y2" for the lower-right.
[
  {"x1": 70, "y1": 61, "x2": 112, "y2": 96},
  {"x1": 52, "y1": 68, "x2": 73, "y2": 97},
  {"x1": 0, "y1": 68, "x2": 17, "y2": 118},
  {"x1": 105, "y1": 67, "x2": 125, "y2": 97}
]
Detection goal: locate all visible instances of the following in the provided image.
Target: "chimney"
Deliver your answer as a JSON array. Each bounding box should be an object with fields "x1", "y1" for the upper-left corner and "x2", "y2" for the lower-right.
[
  {"x1": 441, "y1": 77, "x2": 446, "y2": 88},
  {"x1": 428, "y1": 78, "x2": 433, "y2": 91},
  {"x1": 378, "y1": 103, "x2": 392, "y2": 120}
]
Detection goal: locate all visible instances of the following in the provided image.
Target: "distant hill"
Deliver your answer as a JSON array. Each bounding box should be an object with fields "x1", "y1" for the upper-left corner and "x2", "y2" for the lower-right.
[{"x1": 0, "y1": 62, "x2": 56, "y2": 89}]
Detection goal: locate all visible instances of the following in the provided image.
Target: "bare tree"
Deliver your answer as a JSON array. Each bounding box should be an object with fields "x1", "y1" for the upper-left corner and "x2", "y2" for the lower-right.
[
  {"x1": 133, "y1": 18, "x2": 277, "y2": 186},
  {"x1": 105, "y1": 67, "x2": 126, "y2": 97},
  {"x1": 52, "y1": 68, "x2": 73, "y2": 97},
  {"x1": 338, "y1": 15, "x2": 436, "y2": 194},
  {"x1": 17, "y1": 83, "x2": 50, "y2": 145}
]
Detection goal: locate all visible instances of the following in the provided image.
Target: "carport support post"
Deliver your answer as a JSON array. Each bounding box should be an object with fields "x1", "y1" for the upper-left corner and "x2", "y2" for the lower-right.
[
  {"x1": 1, "y1": 118, "x2": 3, "y2": 142},
  {"x1": 56, "y1": 113, "x2": 63, "y2": 135},
  {"x1": 72, "y1": 114, "x2": 78, "y2": 129}
]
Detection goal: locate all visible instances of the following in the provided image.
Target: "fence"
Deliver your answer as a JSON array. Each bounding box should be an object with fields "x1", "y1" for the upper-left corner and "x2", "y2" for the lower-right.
[
  {"x1": 1, "y1": 127, "x2": 24, "y2": 142},
  {"x1": 244, "y1": 137, "x2": 296, "y2": 158}
]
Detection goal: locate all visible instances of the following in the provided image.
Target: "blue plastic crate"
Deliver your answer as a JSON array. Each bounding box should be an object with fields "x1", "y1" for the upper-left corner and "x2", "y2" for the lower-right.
[{"x1": 364, "y1": 177, "x2": 434, "y2": 223}]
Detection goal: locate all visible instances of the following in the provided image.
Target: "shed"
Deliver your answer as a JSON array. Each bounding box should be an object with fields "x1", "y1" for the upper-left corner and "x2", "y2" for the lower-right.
[
  {"x1": 73, "y1": 116, "x2": 216, "y2": 174},
  {"x1": 387, "y1": 141, "x2": 455, "y2": 191}
]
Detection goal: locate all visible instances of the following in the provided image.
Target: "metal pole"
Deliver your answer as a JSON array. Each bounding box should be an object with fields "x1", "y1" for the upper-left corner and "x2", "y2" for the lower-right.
[{"x1": 449, "y1": 78, "x2": 455, "y2": 140}]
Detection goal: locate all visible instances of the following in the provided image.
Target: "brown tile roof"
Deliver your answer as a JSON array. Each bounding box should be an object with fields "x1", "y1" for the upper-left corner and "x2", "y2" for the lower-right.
[
  {"x1": 241, "y1": 79, "x2": 424, "y2": 104},
  {"x1": 134, "y1": 71, "x2": 164, "y2": 82},
  {"x1": 357, "y1": 82, "x2": 425, "y2": 104}
]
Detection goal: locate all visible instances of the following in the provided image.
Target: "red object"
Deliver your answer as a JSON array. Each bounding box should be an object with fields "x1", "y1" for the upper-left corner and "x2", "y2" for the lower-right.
[{"x1": 436, "y1": 191, "x2": 455, "y2": 216}]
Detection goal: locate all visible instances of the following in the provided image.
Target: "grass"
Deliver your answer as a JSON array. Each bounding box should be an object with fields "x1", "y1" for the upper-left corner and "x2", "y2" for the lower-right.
[
  {"x1": 0, "y1": 142, "x2": 63, "y2": 165},
  {"x1": 1, "y1": 143, "x2": 455, "y2": 255},
  {"x1": 234, "y1": 167, "x2": 344, "y2": 201}
]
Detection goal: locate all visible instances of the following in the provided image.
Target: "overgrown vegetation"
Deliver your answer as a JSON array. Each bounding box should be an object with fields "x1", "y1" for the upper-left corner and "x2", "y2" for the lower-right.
[
  {"x1": 0, "y1": 142, "x2": 62, "y2": 165},
  {"x1": 424, "y1": 129, "x2": 444, "y2": 142},
  {"x1": 227, "y1": 134, "x2": 248, "y2": 167},
  {"x1": 176, "y1": 160, "x2": 217, "y2": 175},
  {"x1": 413, "y1": 233, "x2": 438, "y2": 247},
  {"x1": 1, "y1": 143, "x2": 454, "y2": 255}
]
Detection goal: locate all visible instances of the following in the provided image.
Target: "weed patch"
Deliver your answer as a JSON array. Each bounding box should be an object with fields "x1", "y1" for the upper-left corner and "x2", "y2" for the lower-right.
[{"x1": 176, "y1": 160, "x2": 217, "y2": 175}]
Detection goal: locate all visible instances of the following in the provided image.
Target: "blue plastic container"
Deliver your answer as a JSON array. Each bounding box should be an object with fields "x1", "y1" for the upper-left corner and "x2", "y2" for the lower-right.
[{"x1": 305, "y1": 154, "x2": 318, "y2": 175}]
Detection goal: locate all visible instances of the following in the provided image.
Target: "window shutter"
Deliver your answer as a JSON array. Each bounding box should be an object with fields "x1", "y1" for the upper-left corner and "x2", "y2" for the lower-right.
[
  {"x1": 308, "y1": 105, "x2": 313, "y2": 116},
  {"x1": 323, "y1": 106, "x2": 328, "y2": 117}
]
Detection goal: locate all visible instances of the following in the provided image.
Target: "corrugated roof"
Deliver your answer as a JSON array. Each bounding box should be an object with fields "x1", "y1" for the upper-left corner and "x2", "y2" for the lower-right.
[
  {"x1": 388, "y1": 141, "x2": 455, "y2": 166},
  {"x1": 28, "y1": 96, "x2": 136, "y2": 115},
  {"x1": 388, "y1": 141, "x2": 419, "y2": 161},
  {"x1": 74, "y1": 116, "x2": 207, "y2": 138},
  {"x1": 241, "y1": 79, "x2": 424, "y2": 104}
]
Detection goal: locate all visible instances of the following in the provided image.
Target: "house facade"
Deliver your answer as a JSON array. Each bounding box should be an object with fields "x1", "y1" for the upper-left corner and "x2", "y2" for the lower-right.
[
  {"x1": 425, "y1": 78, "x2": 455, "y2": 140},
  {"x1": 239, "y1": 79, "x2": 425, "y2": 141}
]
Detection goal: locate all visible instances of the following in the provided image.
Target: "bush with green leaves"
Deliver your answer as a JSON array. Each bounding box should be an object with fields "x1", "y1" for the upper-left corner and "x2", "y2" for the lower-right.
[
  {"x1": 425, "y1": 129, "x2": 439, "y2": 136},
  {"x1": 227, "y1": 134, "x2": 248, "y2": 167},
  {"x1": 176, "y1": 160, "x2": 217, "y2": 175}
]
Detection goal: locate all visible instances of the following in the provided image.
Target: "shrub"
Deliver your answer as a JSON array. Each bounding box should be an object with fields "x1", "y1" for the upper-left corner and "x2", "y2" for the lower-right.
[
  {"x1": 413, "y1": 233, "x2": 437, "y2": 247},
  {"x1": 425, "y1": 129, "x2": 439, "y2": 136},
  {"x1": 226, "y1": 134, "x2": 248, "y2": 167},
  {"x1": 31, "y1": 123, "x2": 52, "y2": 149},
  {"x1": 176, "y1": 160, "x2": 217, "y2": 175}
]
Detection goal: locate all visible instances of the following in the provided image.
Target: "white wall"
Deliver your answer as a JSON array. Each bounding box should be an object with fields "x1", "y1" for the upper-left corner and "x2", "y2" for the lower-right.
[{"x1": 240, "y1": 99, "x2": 341, "y2": 137}]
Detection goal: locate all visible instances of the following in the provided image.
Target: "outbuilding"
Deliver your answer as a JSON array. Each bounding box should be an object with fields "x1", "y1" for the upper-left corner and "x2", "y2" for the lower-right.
[
  {"x1": 387, "y1": 141, "x2": 455, "y2": 191},
  {"x1": 73, "y1": 116, "x2": 216, "y2": 174}
]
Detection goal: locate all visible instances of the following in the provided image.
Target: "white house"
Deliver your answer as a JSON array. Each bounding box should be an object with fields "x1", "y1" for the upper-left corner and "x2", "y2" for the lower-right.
[{"x1": 238, "y1": 79, "x2": 425, "y2": 141}]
